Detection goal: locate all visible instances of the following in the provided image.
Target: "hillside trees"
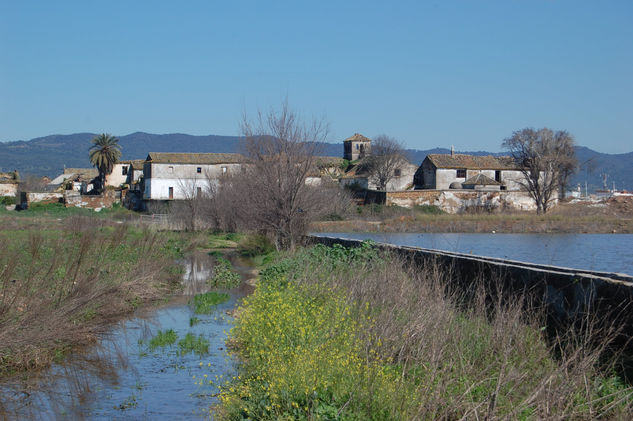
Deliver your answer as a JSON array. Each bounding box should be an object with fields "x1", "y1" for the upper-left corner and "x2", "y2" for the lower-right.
[
  {"x1": 503, "y1": 128, "x2": 577, "y2": 214},
  {"x1": 89, "y1": 133, "x2": 121, "y2": 193}
]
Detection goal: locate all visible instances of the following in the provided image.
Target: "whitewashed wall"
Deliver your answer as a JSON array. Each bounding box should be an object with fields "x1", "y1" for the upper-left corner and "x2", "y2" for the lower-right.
[
  {"x1": 0, "y1": 183, "x2": 17, "y2": 197},
  {"x1": 144, "y1": 163, "x2": 242, "y2": 200}
]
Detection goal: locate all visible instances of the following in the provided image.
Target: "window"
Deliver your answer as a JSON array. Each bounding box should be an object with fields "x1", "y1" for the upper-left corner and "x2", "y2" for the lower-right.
[
  {"x1": 356, "y1": 144, "x2": 359, "y2": 150},
  {"x1": 221, "y1": 166, "x2": 227, "y2": 174},
  {"x1": 197, "y1": 167, "x2": 202, "y2": 173},
  {"x1": 495, "y1": 170, "x2": 501, "y2": 182},
  {"x1": 168, "y1": 166, "x2": 173, "y2": 173},
  {"x1": 394, "y1": 169, "x2": 401, "y2": 177},
  {"x1": 168, "y1": 187, "x2": 174, "y2": 199},
  {"x1": 122, "y1": 166, "x2": 128, "y2": 175},
  {"x1": 456, "y1": 169, "x2": 466, "y2": 178}
]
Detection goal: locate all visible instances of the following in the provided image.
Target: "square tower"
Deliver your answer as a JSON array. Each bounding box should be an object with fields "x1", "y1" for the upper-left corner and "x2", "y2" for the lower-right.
[{"x1": 343, "y1": 133, "x2": 371, "y2": 161}]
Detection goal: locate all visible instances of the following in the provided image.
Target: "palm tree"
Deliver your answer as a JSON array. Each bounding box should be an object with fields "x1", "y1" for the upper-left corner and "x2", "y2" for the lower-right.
[{"x1": 89, "y1": 133, "x2": 121, "y2": 193}]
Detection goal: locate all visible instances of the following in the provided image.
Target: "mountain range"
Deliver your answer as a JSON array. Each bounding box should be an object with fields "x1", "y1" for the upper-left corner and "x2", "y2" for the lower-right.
[{"x1": 1, "y1": 132, "x2": 631, "y2": 192}]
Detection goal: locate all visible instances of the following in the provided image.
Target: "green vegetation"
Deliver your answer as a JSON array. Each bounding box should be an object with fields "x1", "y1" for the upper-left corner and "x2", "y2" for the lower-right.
[
  {"x1": 217, "y1": 243, "x2": 633, "y2": 419},
  {"x1": 148, "y1": 329, "x2": 178, "y2": 351},
  {"x1": 237, "y1": 234, "x2": 274, "y2": 257},
  {"x1": 0, "y1": 196, "x2": 16, "y2": 206},
  {"x1": 190, "y1": 291, "x2": 230, "y2": 314},
  {"x1": 178, "y1": 333, "x2": 209, "y2": 356},
  {"x1": 89, "y1": 133, "x2": 121, "y2": 193},
  {"x1": 0, "y1": 215, "x2": 182, "y2": 376},
  {"x1": 208, "y1": 257, "x2": 241, "y2": 288},
  {"x1": 189, "y1": 317, "x2": 201, "y2": 327}
]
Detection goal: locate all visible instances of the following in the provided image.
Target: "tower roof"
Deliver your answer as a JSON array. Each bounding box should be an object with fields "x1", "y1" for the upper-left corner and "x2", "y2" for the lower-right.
[{"x1": 344, "y1": 133, "x2": 371, "y2": 143}]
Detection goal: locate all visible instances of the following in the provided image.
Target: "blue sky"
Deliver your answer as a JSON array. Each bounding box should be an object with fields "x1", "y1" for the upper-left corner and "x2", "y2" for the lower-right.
[{"x1": 1, "y1": 0, "x2": 632, "y2": 153}]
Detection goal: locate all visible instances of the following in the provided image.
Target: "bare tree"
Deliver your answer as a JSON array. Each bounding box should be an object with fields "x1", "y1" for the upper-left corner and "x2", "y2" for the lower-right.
[
  {"x1": 362, "y1": 135, "x2": 408, "y2": 190},
  {"x1": 170, "y1": 178, "x2": 209, "y2": 231},
  {"x1": 502, "y1": 128, "x2": 577, "y2": 214},
  {"x1": 238, "y1": 101, "x2": 329, "y2": 250}
]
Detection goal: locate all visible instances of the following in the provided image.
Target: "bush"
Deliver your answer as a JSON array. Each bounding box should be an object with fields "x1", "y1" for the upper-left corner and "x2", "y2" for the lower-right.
[
  {"x1": 0, "y1": 196, "x2": 16, "y2": 206},
  {"x1": 238, "y1": 234, "x2": 274, "y2": 257},
  {"x1": 208, "y1": 257, "x2": 241, "y2": 288}
]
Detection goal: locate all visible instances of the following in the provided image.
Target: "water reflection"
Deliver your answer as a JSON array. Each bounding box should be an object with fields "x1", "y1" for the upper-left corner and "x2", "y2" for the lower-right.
[{"x1": 180, "y1": 251, "x2": 217, "y2": 295}]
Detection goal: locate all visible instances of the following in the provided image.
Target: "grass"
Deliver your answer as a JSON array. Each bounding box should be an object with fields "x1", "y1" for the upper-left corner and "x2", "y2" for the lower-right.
[
  {"x1": 190, "y1": 291, "x2": 230, "y2": 314},
  {"x1": 217, "y1": 243, "x2": 633, "y2": 420},
  {"x1": 178, "y1": 333, "x2": 209, "y2": 356},
  {"x1": 148, "y1": 329, "x2": 178, "y2": 351},
  {"x1": 0, "y1": 214, "x2": 184, "y2": 377}
]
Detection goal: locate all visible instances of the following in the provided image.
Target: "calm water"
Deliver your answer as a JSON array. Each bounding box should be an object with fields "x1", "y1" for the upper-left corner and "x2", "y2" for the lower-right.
[
  {"x1": 315, "y1": 232, "x2": 633, "y2": 276},
  {"x1": 0, "y1": 252, "x2": 250, "y2": 420}
]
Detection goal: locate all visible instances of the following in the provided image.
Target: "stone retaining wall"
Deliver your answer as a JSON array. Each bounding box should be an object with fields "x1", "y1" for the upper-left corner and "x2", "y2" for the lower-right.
[{"x1": 385, "y1": 190, "x2": 537, "y2": 213}]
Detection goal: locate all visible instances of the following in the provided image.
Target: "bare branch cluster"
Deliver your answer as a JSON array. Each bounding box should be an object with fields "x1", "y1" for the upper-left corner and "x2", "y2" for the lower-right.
[
  {"x1": 503, "y1": 128, "x2": 578, "y2": 214},
  {"x1": 361, "y1": 135, "x2": 408, "y2": 190}
]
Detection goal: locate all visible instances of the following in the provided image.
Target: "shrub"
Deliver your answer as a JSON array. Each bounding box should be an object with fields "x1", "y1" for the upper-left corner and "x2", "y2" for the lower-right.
[
  {"x1": 237, "y1": 234, "x2": 274, "y2": 257},
  {"x1": 208, "y1": 258, "x2": 241, "y2": 288}
]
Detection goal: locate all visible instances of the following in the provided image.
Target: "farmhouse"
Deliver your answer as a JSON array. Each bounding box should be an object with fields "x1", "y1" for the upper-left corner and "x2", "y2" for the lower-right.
[
  {"x1": 142, "y1": 152, "x2": 244, "y2": 201},
  {"x1": 414, "y1": 153, "x2": 525, "y2": 191}
]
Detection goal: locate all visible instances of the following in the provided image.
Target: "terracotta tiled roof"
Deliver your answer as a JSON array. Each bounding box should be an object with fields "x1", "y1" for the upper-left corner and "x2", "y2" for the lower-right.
[
  {"x1": 344, "y1": 133, "x2": 371, "y2": 143},
  {"x1": 426, "y1": 154, "x2": 517, "y2": 170},
  {"x1": 146, "y1": 152, "x2": 244, "y2": 165},
  {"x1": 462, "y1": 173, "x2": 502, "y2": 186}
]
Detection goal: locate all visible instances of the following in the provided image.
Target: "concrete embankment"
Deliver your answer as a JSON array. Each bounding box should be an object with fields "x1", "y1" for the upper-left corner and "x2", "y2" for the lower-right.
[{"x1": 309, "y1": 235, "x2": 633, "y2": 327}]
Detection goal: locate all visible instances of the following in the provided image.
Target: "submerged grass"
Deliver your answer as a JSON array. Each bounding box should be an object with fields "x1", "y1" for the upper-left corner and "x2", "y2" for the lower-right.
[
  {"x1": 148, "y1": 329, "x2": 179, "y2": 351},
  {"x1": 178, "y1": 333, "x2": 209, "y2": 356},
  {"x1": 217, "y1": 243, "x2": 633, "y2": 420},
  {"x1": 190, "y1": 292, "x2": 230, "y2": 314}
]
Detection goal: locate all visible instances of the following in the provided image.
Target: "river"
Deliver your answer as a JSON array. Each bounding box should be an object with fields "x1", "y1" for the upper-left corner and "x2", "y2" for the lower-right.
[
  {"x1": 314, "y1": 232, "x2": 633, "y2": 276},
  {"x1": 0, "y1": 251, "x2": 252, "y2": 420}
]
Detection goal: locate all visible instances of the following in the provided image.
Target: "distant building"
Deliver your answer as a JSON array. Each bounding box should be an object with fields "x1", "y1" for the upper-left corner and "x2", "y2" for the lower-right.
[
  {"x1": 142, "y1": 152, "x2": 244, "y2": 201},
  {"x1": 414, "y1": 153, "x2": 525, "y2": 191},
  {"x1": 343, "y1": 133, "x2": 372, "y2": 161},
  {"x1": 0, "y1": 171, "x2": 19, "y2": 197}
]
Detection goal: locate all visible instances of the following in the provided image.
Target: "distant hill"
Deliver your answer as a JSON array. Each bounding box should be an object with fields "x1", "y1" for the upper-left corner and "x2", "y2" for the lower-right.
[{"x1": 1, "y1": 132, "x2": 631, "y2": 192}]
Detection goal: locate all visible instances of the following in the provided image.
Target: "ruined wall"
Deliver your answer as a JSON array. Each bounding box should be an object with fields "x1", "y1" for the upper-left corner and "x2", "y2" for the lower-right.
[
  {"x1": 22, "y1": 192, "x2": 64, "y2": 207},
  {"x1": 386, "y1": 190, "x2": 537, "y2": 213},
  {"x1": 0, "y1": 183, "x2": 18, "y2": 197},
  {"x1": 64, "y1": 191, "x2": 117, "y2": 209}
]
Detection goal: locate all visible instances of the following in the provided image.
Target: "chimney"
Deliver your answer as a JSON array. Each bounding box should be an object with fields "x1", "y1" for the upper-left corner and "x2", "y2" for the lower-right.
[{"x1": 450, "y1": 145, "x2": 454, "y2": 156}]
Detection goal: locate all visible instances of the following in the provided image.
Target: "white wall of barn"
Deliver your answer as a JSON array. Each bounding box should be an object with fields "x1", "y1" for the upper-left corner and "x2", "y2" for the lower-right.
[{"x1": 143, "y1": 163, "x2": 242, "y2": 200}]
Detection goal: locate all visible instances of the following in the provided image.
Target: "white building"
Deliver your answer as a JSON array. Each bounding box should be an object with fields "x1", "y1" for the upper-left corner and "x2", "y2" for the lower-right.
[
  {"x1": 142, "y1": 152, "x2": 244, "y2": 201},
  {"x1": 414, "y1": 154, "x2": 526, "y2": 191}
]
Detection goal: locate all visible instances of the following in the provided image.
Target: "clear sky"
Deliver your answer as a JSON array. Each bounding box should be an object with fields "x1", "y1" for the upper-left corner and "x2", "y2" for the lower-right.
[{"x1": 1, "y1": 0, "x2": 632, "y2": 153}]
